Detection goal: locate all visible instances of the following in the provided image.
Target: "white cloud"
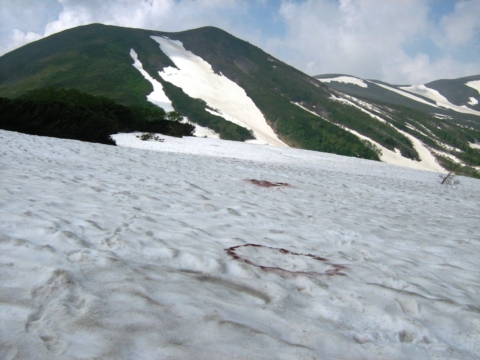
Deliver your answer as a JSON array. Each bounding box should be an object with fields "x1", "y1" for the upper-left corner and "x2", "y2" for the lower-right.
[
  {"x1": 1, "y1": 0, "x2": 244, "y2": 55},
  {"x1": 439, "y1": 0, "x2": 480, "y2": 47},
  {"x1": 42, "y1": 0, "x2": 242, "y2": 36},
  {"x1": 10, "y1": 29, "x2": 42, "y2": 50},
  {"x1": 269, "y1": 0, "x2": 480, "y2": 84}
]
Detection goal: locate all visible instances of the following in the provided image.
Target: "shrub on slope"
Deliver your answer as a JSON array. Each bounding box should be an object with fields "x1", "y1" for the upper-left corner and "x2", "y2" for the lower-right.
[{"x1": 0, "y1": 88, "x2": 194, "y2": 144}]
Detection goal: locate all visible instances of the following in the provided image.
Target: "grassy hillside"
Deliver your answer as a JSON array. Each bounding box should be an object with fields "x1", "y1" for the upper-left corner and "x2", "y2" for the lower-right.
[{"x1": 0, "y1": 24, "x2": 169, "y2": 105}]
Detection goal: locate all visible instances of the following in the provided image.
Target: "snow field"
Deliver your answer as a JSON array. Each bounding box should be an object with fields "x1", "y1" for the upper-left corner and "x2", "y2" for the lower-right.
[
  {"x1": 317, "y1": 76, "x2": 368, "y2": 88},
  {"x1": 1, "y1": 130, "x2": 480, "y2": 359},
  {"x1": 151, "y1": 36, "x2": 287, "y2": 147},
  {"x1": 189, "y1": 122, "x2": 220, "y2": 138}
]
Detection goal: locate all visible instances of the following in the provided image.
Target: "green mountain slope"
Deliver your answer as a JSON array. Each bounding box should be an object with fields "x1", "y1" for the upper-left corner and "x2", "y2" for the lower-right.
[
  {"x1": 0, "y1": 24, "x2": 162, "y2": 105},
  {"x1": 0, "y1": 23, "x2": 379, "y2": 160}
]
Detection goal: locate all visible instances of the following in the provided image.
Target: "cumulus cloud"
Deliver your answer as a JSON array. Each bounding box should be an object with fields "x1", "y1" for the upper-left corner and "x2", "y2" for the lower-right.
[
  {"x1": 1, "y1": 29, "x2": 42, "y2": 55},
  {"x1": 0, "y1": 0, "x2": 245, "y2": 55},
  {"x1": 438, "y1": 0, "x2": 480, "y2": 47},
  {"x1": 268, "y1": 0, "x2": 480, "y2": 84}
]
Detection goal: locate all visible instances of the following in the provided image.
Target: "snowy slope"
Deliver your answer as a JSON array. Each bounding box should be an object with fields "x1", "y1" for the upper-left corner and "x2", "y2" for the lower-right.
[
  {"x1": 1, "y1": 130, "x2": 480, "y2": 360},
  {"x1": 318, "y1": 76, "x2": 368, "y2": 88}
]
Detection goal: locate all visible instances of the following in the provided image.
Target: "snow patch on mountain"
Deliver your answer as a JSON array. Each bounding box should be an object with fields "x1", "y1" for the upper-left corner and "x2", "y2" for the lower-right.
[
  {"x1": 324, "y1": 95, "x2": 446, "y2": 171},
  {"x1": 190, "y1": 122, "x2": 220, "y2": 139},
  {"x1": 468, "y1": 97, "x2": 478, "y2": 106},
  {"x1": 400, "y1": 84, "x2": 480, "y2": 116},
  {"x1": 130, "y1": 49, "x2": 218, "y2": 138},
  {"x1": 2, "y1": 130, "x2": 480, "y2": 359},
  {"x1": 330, "y1": 94, "x2": 387, "y2": 123},
  {"x1": 431, "y1": 148, "x2": 463, "y2": 164},
  {"x1": 372, "y1": 82, "x2": 440, "y2": 108},
  {"x1": 318, "y1": 76, "x2": 368, "y2": 88},
  {"x1": 151, "y1": 36, "x2": 287, "y2": 148},
  {"x1": 466, "y1": 80, "x2": 480, "y2": 94},
  {"x1": 396, "y1": 129, "x2": 444, "y2": 172},
  {"x1": 327, "y1": 124, "x2": 425, "y2": 170},
  {"x1": 130, "y1": 49, "x2": 174, "y2": 112},
  {"x1": 433, "y1": 113, "x2": 453, "y2": 120}
]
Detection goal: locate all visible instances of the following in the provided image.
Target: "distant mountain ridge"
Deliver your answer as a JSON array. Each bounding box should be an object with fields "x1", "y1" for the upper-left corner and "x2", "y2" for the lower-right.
[
  {"x1": 314, "y1": 73, "x2": 480, "y2": 128},
  {"x1": 0, "y1": 23, "x2": 480, "y2": 177}
]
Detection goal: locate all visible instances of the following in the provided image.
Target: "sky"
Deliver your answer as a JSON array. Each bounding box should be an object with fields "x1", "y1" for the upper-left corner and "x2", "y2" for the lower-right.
[{"x1": 0, "y1": 0, "x2": 479, "y2": 84}]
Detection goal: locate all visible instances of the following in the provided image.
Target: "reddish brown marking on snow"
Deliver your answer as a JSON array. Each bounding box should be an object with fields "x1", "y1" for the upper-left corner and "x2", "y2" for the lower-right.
[
  {"x1": 244, "y1": 179, "x2": 291, "y2": 188},
  {"x1": 224, "y1": 244, "x2": 346, "y2": 277}
]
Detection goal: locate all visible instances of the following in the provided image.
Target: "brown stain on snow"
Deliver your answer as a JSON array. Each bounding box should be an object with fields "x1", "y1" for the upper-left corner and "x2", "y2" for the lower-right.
[{"x1": 224, "y1": 244, "x2": 347, "y2": 277}]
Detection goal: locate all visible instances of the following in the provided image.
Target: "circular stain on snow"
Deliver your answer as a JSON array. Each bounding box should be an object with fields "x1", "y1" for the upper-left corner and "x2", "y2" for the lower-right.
[{"x1": 225, "y1": 244, "x2": 346, "y2": 277}]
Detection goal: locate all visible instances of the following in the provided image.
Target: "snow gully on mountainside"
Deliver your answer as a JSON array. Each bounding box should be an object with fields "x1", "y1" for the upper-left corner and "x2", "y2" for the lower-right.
[
  {"x1": 150, "y1": 36, "x2": 288, "y2": 148},
  {"x1": 129, "y1": 49, "x2": 174, "y2": 113}
]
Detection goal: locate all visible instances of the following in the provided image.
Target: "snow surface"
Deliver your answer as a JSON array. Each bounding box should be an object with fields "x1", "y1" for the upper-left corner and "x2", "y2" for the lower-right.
[
  {"x1": 466, "y1": 80, "x2": 480, "y2": 94},
  {"x1": 2, "y1": 130, "x2": 480, "y2": 360},
  {"x1": 130, "y1": 49, "x2": 174, "y2": 113},
  {"x1": 400, "y1": 84, "x2": 480, "y2": 117},
  {"x1": 151, "y1": 36, "x2": 287, "y2": 148},
  {"x1": 470, "y1": 142, "x2": 480, "y2": 150},
  {"x1": 317, "y1": 76, "x2": 368, "y2": 88}
]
